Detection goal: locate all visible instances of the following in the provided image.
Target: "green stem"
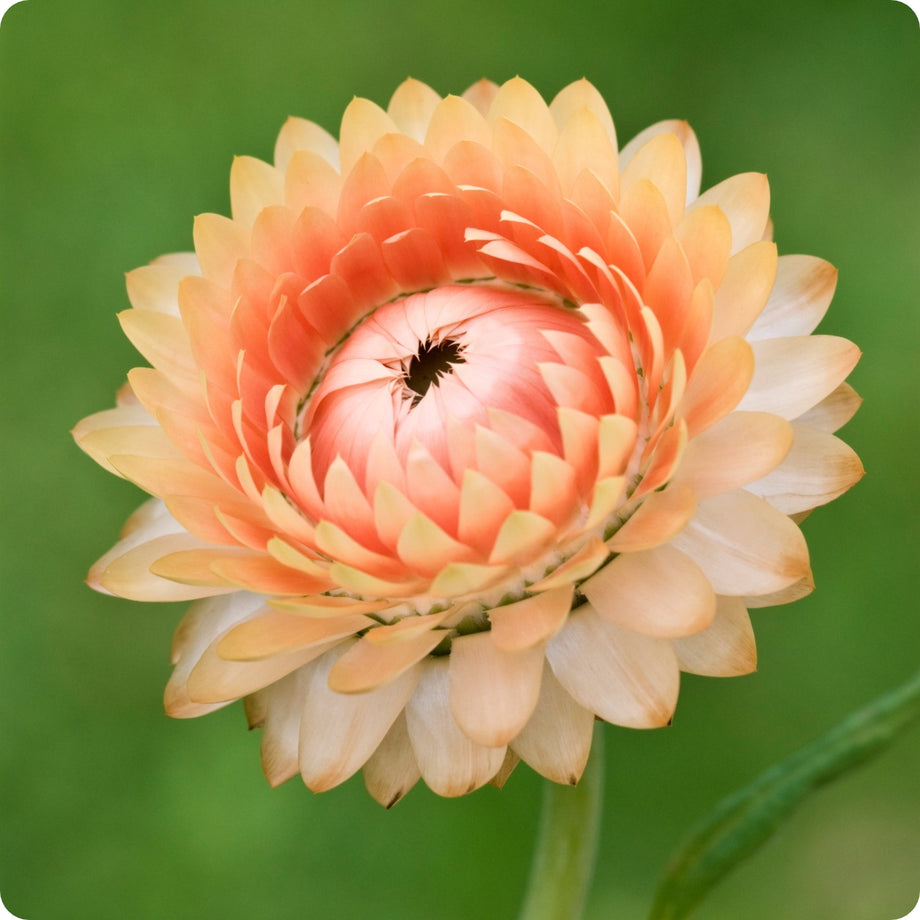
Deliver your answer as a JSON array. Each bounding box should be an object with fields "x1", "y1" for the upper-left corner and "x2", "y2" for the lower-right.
[{"x1": 518, "y1": 722, "x2": 605, "y2": 920}]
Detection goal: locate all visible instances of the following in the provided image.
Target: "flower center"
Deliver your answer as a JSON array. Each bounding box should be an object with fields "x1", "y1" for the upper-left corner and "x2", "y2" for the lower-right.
[{"x1": 404, "y1": 338, "x2": 466, "y2": 405}]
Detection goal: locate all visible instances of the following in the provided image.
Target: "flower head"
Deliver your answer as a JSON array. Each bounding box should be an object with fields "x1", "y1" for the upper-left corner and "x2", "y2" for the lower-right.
[{"x1": 74, "y1": 78, "x2": 862, "y2": 803}]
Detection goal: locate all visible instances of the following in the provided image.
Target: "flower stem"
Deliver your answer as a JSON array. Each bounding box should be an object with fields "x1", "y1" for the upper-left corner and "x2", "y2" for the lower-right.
[{"x1": 518, "y1": 722, "x2": 605, "y2": 920}]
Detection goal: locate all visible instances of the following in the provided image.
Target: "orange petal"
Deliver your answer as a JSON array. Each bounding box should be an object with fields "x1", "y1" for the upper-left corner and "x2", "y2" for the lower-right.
[
  {"x1": 489, "y1": 585, "x2": 574, "y2": 651},
  {"x1": 606, "y1": 484, "x2": 697, "y2": 552}
]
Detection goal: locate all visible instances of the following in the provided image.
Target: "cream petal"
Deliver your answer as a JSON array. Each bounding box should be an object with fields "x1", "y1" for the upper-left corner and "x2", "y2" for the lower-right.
[
  {"x1": 274, "y1": 116, "x2": 340, "y2": 170},
  {"x1": 746, "y1": 254, "x2": 837, "y2": 340},
  {"x1": 620, "y1": 119, "x2": 701, "y2": 206},
  {"x1": 796, "y1": 383, "x2": 862, "y2": 433},
  {"x1": 672, "y1": 596, "x2": 757, "y2": 676},
  {"x1": 549, "y1": 79, "x2": 616, "y2": 145},
  {"x1": 251, "y1": 667, "x2": 310, "y2": 787},
  {"x1": 165, "y1": 592, "x2": 267, "y2": 717},
  {"x1": 187, "y1": 634, "x2": 337, "y2": 705},
  {"x1": 363, "y1": 712, "x2": 421, "y2": 808},
  {"x1": 298, "y1": 643, "x2": 421, "y2": 792},
  {"x1": 489, "y1": 750, "x2": 520, "y2": 789},
  {"x1": 690, "y1": 173, "x2": 770, "y2": 254},
  {"x1": 745, "y1": 574, "x2": 814, "y2": 608},
  {"x1": 487, "y1": 77, "x2": 558, "y2": 153},
  {"x1": 736, "y1": 336, "x2": 861, "y2": 420},
  {"x1": 406, "y1": 659, "x2": 507, "y2": 797},
  {"x1": 670, "y1": 489, "x2": 811, "y2": 596},
  {"x1": 192, "y1": 212, "x2": 249, "y2": 283},
  {"x1": 339, "y1": 97, "x2": 400, "y2": 175},
  {"x1": 125, "y1": 253, "x2": 199, "y2": 316},
  {"x1": 583, "y1": 544, "x2": 716, "y2": 638},
  {"x1": 510, "y1": 663, "x2": 595, "y2": 784},
  {"x1": 746, "y1": 424, "x2": 864, "y2": 514},
  {"x1": 671, "y1": 411, "x2": 794, "y2": 498},
  {"x1": 546, "y1": 605, "x2": 680, "y2": 728},
  {"x1": 229, "y1": 156, "x2": 284, "y2": 227},
  {"x1": 118, "y1": 309, "x2": 197, "y2": 380},
  {"x1": 449, "y1": 631, "x2": 544, "y2": 746},
  {"x1": 387, "y1": 78, "x2": 442, "y2": 143},
  {"x1": 621, "y1": 132, "x2": 688, "y2": 227},
  {"x1": 425, "y1": 94, "x2": 493, "y2": 162},
  {"x1": 552, "y1": 106, "x2": 619, "y2": 197}
]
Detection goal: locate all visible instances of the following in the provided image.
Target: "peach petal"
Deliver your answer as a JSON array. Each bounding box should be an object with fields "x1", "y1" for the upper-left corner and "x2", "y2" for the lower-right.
[
  {"x1": 746, "y1": 424, "x2": 864, "y2": 514},
  {"x1": 487, "y1": 77, "x2": 558, "y2": 152},
  {"x1": 546, "y1": 605, "x2": 679, "y2": 728},
  {"x1": 363, "y1": 712, "x2": 421, "y2": 807},
  {"x1": 274, "y1": 116, "x2": 340, "y2": 170},
  {"x1": 526, "y1": 538, "x2": 609, "y2": 593},
  {"x1": 583, "y1": 544, "x2": 716, "y2": 638},
  {"x1": 618, "y1": 178, "x2": 673, "y2": 270},
  {"x1": 747, "y1": 255, "x2": 837, "y2": 340},
  {"x1": 709, "y1": 241, "x2": 778, "y2": 343},
  {"x1": 510, "y1": 663, "x2": 595, "y2": 784},
  {"x1": 607, "y1": 484, "x2": 697, "y2": 552},
  {"x1": 671, "y1": 411, "x2": 794, "y2": 499},
  {"x1": 338, "y1": 97, "x2": 400, "y2": 175},
  {"x1": 125, "y1": 253, "x2": 199, "y2": 315},
  {"x1": 620, "y1": 119, "x2": 701, "y2": 206},
  {"x1": 405, "y1": 659, "x2": 507, "y2": 797},
  {"x1": 677, "y1": 336, "x2": 754, "y2": 437},
  {"x1": 737, "y1": 335, "x2": 861, "y2": 420},
  {"x1": 449, "y1": 631, "x2": 544, "y2": 746},
  {"x1": 552, "y1": 107, "x2": 619, "y2": 198},
  {"x1": 675, "y1": 205, "x2": 732, "y2": 288},
  {"x1": 690, "y1": 172, "x2": 770, "y2": 254},
  {"x1": 321, "y1": 457, "x2": 380, "y2": 549},
  {"x1": 328, "y1": 626, "x2": 447, "y2": 694},
  {"x1": 621, "y1": 132, "x2": 687, "y2": 227},
  {"x1": 670, "y1": 489, "x2": 811, "y2": 596},
  {"x1": 269, "y1": 595, "x2": 393, "y2": 618},
  {"x1": 229, "y1": 155, "x2": 284, "y2": 227},
  {"x1": 634, "y1": 418, "x2": 688, "y2": 500},
  {"x1": 489, "y1": 585, "x2": 573, "y2": 651},
  {"x1": 488, "y1": 510, "x2": 558, "y2": 566},
  {"x1": 457, "y1": 468, "x2": 517, "y2": 555},
  {"x1": 550, "y1": 79, "x2": 617, "y2": 145},
  {"x1": 284, "y1": 150, "x2": 343, "y2": 217},
  {"x1": 192, "y1": 212, "x2": 249, "y2": 284},
  {"x1": 381, "y1": 227, "x2": 450, "y2": 289},
  {"x1": 217, "y1": 611, "x2": 372, "y2": 661},
  {"x1": 314, "y1": 520, "x2": 406, "y2": 580},
  {"x1": 474, "y1": 426, "x2": 532, "y2": 508},
  {"x1": 424, "y1": 95, "x2": 493, "y2": 164},
  {"x1": 387, "y1": 78, "x2": 442, "y2": 142},
  {"x1": 672, "y1": 596, "x2": 757, "y2": 677},
  {"x1": 529, "y1": 451, "x2": 579, "y2": 525},
  {"x1": 76, "y1": 420, "x2": 183, "y2": 478},
  {"x1": 328, "y1": 230, "x2": 399, "y2": 314}
]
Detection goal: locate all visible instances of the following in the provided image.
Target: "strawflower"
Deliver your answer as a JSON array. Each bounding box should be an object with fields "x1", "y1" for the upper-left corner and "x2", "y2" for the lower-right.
[{"x1": 74, "y1": 77, "x2": 862, "y2": 804}]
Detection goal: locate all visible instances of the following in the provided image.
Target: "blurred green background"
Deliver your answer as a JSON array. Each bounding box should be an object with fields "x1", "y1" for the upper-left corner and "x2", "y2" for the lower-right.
[{"x1": 1, "y1": 0, "x2": 918, "y2": 918}]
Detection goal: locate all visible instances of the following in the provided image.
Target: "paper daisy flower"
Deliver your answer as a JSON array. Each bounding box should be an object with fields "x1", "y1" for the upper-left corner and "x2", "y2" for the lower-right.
[{"x1": 74, "y1": 77, "x2": 862, "y2": 803}]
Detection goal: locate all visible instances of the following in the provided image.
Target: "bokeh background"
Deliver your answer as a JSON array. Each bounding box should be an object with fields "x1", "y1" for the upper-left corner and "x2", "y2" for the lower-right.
[{"x1": 1, "y1": 0, "x2": 918, "y2": 918}]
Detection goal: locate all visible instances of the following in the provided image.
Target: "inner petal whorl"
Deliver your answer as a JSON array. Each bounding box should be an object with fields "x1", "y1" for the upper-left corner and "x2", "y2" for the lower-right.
[{"x1": 302, "y1": 284, "x2": 613, "y2": 490}]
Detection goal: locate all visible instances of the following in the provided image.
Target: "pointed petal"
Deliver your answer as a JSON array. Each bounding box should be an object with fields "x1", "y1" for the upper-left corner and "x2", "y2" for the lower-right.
[
  {"x1": 511, "y1": 663, "x2": 595, "y2": 784},
  {"x1": 405, "y1": 659, "x2": 507, "y2": 797},
  {"x1": 547, "y1": 606, "x2": 679, "y2": 728},
  {"x1": 449, "y1": 632, "x2": 545, "y2": 746},
  {"x1": 672, "y1": 596, "x2": 757, "y2": 676},
  {"x1": 583, "y1": 544, "x2": 716, "y2": 638},
  {"x1": 363, "y1": 712, "x2": 420, "y2": 807}
]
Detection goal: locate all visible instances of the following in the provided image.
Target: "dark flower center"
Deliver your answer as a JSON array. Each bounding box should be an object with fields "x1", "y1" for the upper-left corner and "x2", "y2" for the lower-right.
[{"x1": 405, "y1": 338, "x2": 465, "y2": 404}]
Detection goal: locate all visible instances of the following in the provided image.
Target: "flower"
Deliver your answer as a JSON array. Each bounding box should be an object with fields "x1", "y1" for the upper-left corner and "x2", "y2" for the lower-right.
[{"x1": 74, "y1": 77, "x2": 862, "y2": 803}]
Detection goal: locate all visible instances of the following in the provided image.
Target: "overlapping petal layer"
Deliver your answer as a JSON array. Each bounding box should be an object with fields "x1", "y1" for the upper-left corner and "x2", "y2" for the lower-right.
[{"x1": 74, "y1": 77, "x2": 862, "y2": 801}]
